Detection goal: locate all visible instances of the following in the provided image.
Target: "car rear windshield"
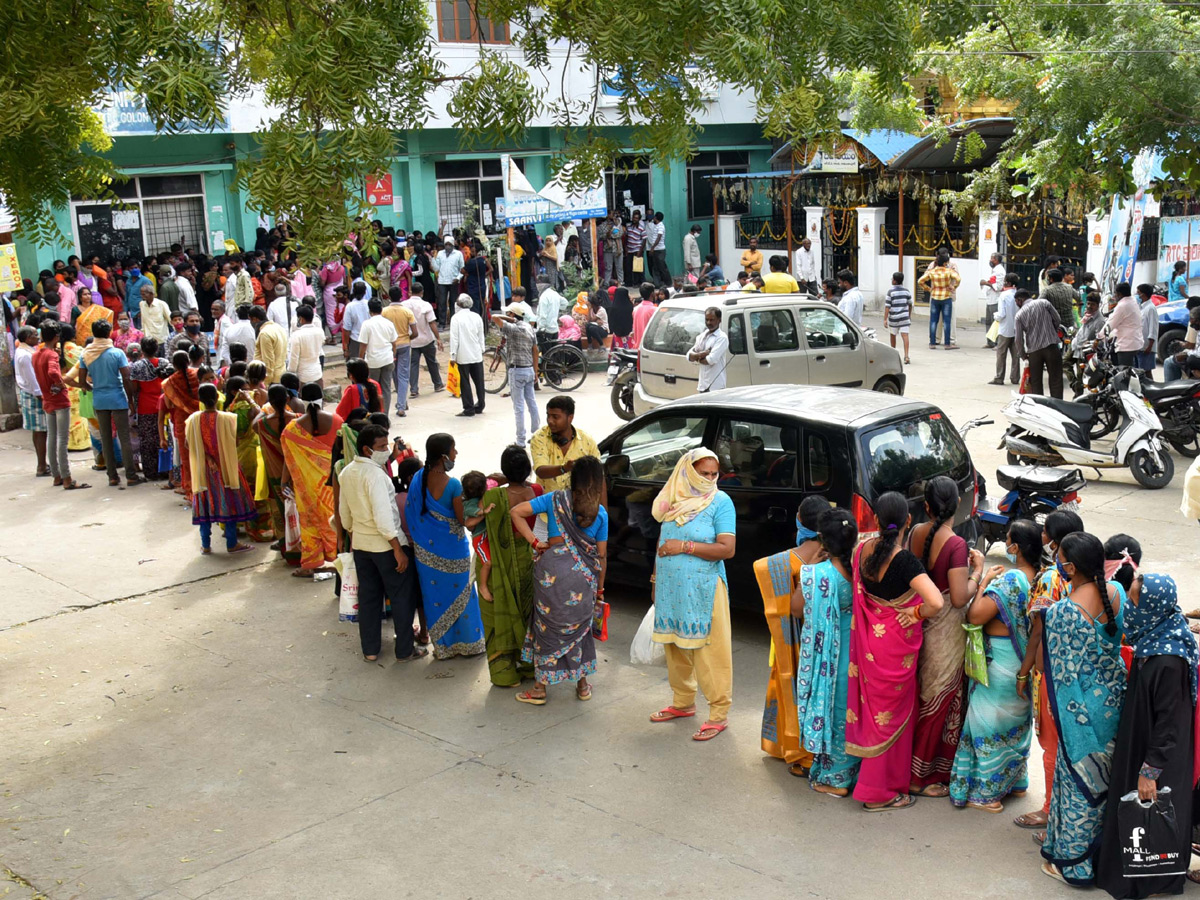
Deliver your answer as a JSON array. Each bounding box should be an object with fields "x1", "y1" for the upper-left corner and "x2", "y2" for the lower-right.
[
  {"x1": 860, "y1": 413, "x2": 971, "y2": 497},
  {"x1": 642, "y1": 307, "x2": 706, "y2": 355}
]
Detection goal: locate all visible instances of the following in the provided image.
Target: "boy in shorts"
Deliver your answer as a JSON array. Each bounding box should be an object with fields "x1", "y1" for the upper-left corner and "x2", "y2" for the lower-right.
[{"x1": 885, "y1": 272, "x2": 912, "y2": 363}]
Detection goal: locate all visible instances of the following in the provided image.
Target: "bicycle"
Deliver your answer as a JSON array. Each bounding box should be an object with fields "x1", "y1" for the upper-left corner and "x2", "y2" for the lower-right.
[{"x1": 483, "y1": 335, "x2": 589, "y2": 394}]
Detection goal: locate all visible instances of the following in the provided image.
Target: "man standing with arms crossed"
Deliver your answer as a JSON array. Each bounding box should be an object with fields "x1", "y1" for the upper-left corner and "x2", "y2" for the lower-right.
[
  {"x1": 792, "y1": 237, "x2": 819, "y2": 296},
  {"x1": 432, "y1": 238, "x2": 465, "y2": 329},
  {"x1": 687, "y1": 307, "x2": 730, "y2": 393}
]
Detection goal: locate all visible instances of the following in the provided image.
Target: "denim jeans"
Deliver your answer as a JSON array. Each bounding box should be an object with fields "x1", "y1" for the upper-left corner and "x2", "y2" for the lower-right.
[
  {"x1": 929, "y1": 298, "x2": 953, "y2": 346},
  {"x1": 45, "y1": 407, "x2": 72, "y2": 481},
  {"x1": 509, "y1": 366, "x2": 539, "y2": 445},
  {"x1": 409, "y1": 342, "x2": 442, "y2": 394},
  {"x1": 392, "y1": 345, "x2": 412, "y2": 410},
  {"x1": 199, "y1": 522, "x2": 237, "y2": 551}
]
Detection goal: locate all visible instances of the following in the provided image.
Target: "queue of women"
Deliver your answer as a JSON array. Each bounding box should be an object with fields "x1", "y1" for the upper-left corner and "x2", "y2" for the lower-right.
[{"x1": 758, "y1": 475, "x2": 1200, "y2": 896}]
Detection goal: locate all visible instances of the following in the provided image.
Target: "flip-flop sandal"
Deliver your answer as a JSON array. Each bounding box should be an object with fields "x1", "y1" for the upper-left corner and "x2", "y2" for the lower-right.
[
  {"x1": 1013, "y1": 812, "x2": 1047, "y2": 829},
  {"x1": 576, "y1": 685, "x2": 592, "y2": 701},
  {"x1": 811, "y1": 783, "x2": 849, "y2": 798},
  {"x1": 945, "y1": 345, "x2": 960, "y2": 350},
  {"x1": 912, "y1": 784, "x2": 950, "y2": 798},
  {"x1": 1187, "y1": 870, "x2": 1200, "y2": 885},
  {"x1": 514, "y1": 690, "x2": 547, "y2": 706},
  {"x1": 36, "y1": 470, "x2": 51, "y2": 477},
  {"x1": 108, "y1": 477, "x2": 121, "y2": 487},
  {"x1": 228, "y1": 544, "x2": 255, "y2": 554},
  {"x1": 364, "y1": 654, "x2": 379, "y2": 662},
  {"x1": 928, "y1": 344, "x2": 938, "y2": 350},
  {"x1": 650, "y1": 706, "x2": 696, "y2": 723},
  {"x1": 863, "y1": 793, "x2": 916, "y2": 812},
  {"x1": 788, "y1": 763, "x2": 811, "y2": 778},
  {"x1": 52, "y1": 478, "x2": 64, "y2": 486},
  {"x1": 291, "y1": 570, "x2": 315, "y2": 579},
  {"x1": 904, "y1": 357, "x2": 911, "y2": 364},
  {"x1": 63, "y1": 481, "x2": 92, "y2": 490},
  {"x1": 1033, "y1": 831, "x2": 1046, "y2": 846},
  {"x1": 692, "y1": 721, "x2": 728, "y2": 741},
  {"x1": 1041, "y1": 862, "x2": 1063, "y2": 882},
  {"x1": 967, "y1": 801, "x2": 1004, "y2": 814},
  {"x1": 396, "y1": 648, "x2": 429, "y2": 662},
  {"x1": 1185, "y1": 609, "x2": 1200, "y2": 619}
]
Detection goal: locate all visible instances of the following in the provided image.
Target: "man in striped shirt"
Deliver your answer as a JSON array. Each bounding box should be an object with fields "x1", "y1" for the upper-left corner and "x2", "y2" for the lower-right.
[{"x1": 1015, "y1": 289, "x2": 1064, "y2": 398}]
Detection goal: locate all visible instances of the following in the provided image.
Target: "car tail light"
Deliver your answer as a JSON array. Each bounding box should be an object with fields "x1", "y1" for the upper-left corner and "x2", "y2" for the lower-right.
[{"x1": 851, "y1": 493, "x2": 877, "y2": 536}]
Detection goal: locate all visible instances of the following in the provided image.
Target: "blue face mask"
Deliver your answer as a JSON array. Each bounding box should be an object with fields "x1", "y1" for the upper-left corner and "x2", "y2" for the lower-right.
[
  {"x1": 1005, "y1": 548, "x2": 1018, "y2": 564},
  {"x1": 796, "y1": 519, "x2": 819, "y2": 546},
  {"x1": 1055, "y1": 559, "x2": 1071, "y2": 583}
]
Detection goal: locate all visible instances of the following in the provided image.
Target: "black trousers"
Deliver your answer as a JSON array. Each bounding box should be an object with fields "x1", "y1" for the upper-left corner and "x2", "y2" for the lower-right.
[
  {"x1": 354, "y1": 548, "x2": 416, "y2": 658},
  {"x1": 1026, "y1": 345, "x2": 1064, "y2": 399},
  {"x1": 649, "y1": 249, "x2": 671, "y2": 287},
  {"x1": 458, "y1": 360, "x2": 485, "y2": 413},
  {"x1": 95, "y1": 408, "x2": 138, "y2": 481}
]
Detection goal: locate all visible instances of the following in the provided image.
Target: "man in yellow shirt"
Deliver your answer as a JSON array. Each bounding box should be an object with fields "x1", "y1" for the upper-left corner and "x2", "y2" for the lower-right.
[
  {"x1": 382, "y1": 285, "x2": 418, "y2": 415},
  {"x1": 248, "y1": 306, "x2": 288, "y2": 382},
  {"x1": 529, "y1": 395, "x2": 600, "y2": 492},
  {"x1": 740, "y1": 237, "x2": 763, "y2": 276},
  {"x1": 759, "y1": 255, "x2": 800, "y2": 293}
]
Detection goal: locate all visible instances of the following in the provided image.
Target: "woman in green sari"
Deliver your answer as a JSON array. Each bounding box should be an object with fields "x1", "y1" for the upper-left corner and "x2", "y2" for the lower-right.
[
  {"x1": 479, "y1": 444, "x2": 544, "y2": 687},
  {"x1": 223, "y1": 376, "x2": 273, "y2": 542}
]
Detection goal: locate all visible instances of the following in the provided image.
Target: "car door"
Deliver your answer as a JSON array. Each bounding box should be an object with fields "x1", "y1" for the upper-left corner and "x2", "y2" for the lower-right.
[
  {"x1": 723, "y1": 312, "x2": 753, "y2": 387},
  {"x1": 602, "y1": 411, "x2": 713, "y2": 586},
  {"x1": 710, "y1": 415, "x2": 803, "y2": 593},
  {"x1": 747, "y1": 308, "x2": 810, "y2": 386},
  {"x1": 796, "y1": 306, "x2": 867, "y2": 387}
]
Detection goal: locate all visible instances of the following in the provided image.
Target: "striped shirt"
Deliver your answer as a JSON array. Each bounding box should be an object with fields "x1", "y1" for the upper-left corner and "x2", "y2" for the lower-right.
[
  {"x1": 1014, "y1": 298, "x2": 1062, "y2": 355},
  {"x1": 885, "y1": 286, "x2": 912, "y2": 327}
]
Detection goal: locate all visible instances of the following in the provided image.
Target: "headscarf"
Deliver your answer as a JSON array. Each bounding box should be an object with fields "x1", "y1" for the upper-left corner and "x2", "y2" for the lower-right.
[
  {"x1": 651, "y1": 448, "x2": 719, "y2": 526},
  {"x1": 1124, "y1": 573, "x2": 1199, "y2": 701},
  {"x1": 609, "y1": 287, "x2": 634, "y2": 337}
]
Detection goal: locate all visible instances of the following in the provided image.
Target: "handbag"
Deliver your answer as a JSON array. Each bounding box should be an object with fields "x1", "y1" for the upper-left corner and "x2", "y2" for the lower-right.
[
  {"x1": 1117, "y1": 787, "x2": 1188, "y2": 878},
  {"x1": 962, "y1": 623, "x2": 989, "y2": 686},
  {"x1": 592, "y1": 597, "x2": 610, "y2": 641}
]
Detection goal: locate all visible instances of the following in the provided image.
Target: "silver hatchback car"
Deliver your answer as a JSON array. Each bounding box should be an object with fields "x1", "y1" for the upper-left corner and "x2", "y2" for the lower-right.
[{"x1": 633, "y1": 291, "x2": 906, "y2": 415}]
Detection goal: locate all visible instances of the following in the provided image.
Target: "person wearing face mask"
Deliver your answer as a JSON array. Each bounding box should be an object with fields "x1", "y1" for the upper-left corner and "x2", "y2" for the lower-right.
[
  {"x1": 1014, "y1": 508, "x2": 1085, "y2": 831},
  {"x1": 1038, "y1": 532, "x2": 1126, "y2": 886},
  {"x1": 337, "y1": 424, "x2": 423, "y2": 662},
  {"x1": 404, "y1": 433, "x2": 485, "y2": 660},
  {"x1": 755, "y1": 494, "x2": 831, "y2": 774},
  {"x1": 647, "y1": 449, "x2": 738, "y2": 742},
  {"x1": 949, "y1": 519, "x2": 1039, "y2": 813}
]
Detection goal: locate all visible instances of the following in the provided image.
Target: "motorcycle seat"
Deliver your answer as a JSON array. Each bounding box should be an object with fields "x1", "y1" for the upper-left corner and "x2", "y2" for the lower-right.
[
  {"x1": 1027, "y1": 395, "x2": 1095, "y2": 425},
  {"x1": 1142, "y1": 380, "x2": 1198, "y2": 401}
]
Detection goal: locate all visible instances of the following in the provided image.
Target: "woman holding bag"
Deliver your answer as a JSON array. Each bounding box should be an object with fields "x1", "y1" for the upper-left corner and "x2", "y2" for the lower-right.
[{"x1": 647, "y1": 449, "x2": 737, "y2": 742}]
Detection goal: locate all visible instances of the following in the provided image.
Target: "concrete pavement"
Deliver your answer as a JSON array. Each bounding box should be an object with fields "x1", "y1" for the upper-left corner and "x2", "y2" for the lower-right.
[{"x1": 2, "y1": 316, "x2": 1197, "y2": 899}]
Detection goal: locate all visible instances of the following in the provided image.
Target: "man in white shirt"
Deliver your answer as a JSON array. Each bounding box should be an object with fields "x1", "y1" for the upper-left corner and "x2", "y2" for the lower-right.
[
  {"x1": 357, "y1": 299, "x2": 400, "y2": 413},
  {"x1": 432, "y1": 238, "x2": 465, "y2": 329},
  {"x1": 449, "y1": 293, "x2": 487, "y2": 416},
  {"x1": 139, "y1": 284, "x2": 172, "y2": 343},
  {"x1": 402, "y1": 283, "x2": 444, "y2": 396},
  {"x1": 979, "y1": 252, "x2": 1006, "y2": 348},
  {"x1": 14, "y1": 326, "x2": 48, "y2": 475},
  {"x1": 682, "y1": 225, "x2": 702, "y2": 275},
  {"x1": 221, "y1": 305, "x2": 257, "y2": 364},
  {"x1": 336, "y1": 423, "x2": 421, "y2": 661},
  {"x1": 341, "y1": 283, "x2": 372, "y2": 359},
  {"x1": 645, "y1": 211, "x2": 671, "y2": 287},
  {"x1": 989, "y1": 273, "x2": 1021, "y2": 385},
  {"x1": 211, "y1": 300, "x2": 234, "y2": 365},
  {"x1": 792, "y1": 237, "x2": 819, "y2": 295},
  {"x1": 687, "y1": 307, "x2": 731, "y2": 393},
  {"x1": 175, "y1": 262, "x2": 199, "y2": 315},
  {"x1": 267, "y1": 283, "x2": 299, "y2": 333},
  {"x1": 288, "y1": 305, "x2": 326, "y2": 387},
  {"x1": 534, "y1": 279, "x2": 563, "y2": 345},
  {"x1": 836, "y1": 269, "x2": 864, "y2": 325}
]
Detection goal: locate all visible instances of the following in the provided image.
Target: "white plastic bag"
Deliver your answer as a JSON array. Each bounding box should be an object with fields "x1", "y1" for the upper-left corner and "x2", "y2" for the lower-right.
[
  {"x1": 630, "y1": 605, "x2": 666, "y2": 666},
  {"x1": 334, "y1": 551, "x2": 359, "y2": 622},
  {"x1": 283, "y1": 498, "x2": 301, "y2": 559}
]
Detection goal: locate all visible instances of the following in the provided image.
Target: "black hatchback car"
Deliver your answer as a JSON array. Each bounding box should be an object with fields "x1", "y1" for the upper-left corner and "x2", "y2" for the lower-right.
[{"x1": 599, "y1": 385, "x2": 977, "y2": 606}]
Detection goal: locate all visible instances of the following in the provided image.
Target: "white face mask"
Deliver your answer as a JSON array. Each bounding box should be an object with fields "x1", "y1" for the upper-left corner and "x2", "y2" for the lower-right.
[{"x1": 365, "y1": 448, "x2": 388, "y2": 466}]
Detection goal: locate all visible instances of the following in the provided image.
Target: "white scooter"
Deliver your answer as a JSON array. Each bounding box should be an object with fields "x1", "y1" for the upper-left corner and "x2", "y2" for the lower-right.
[{"x1": 1001, "y1": 389, "x2": 1175, "y2": 489}]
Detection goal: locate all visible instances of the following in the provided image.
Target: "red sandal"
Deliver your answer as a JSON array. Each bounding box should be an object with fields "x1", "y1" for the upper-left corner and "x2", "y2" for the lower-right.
[
  {"x1": 692, "y1": 720, "x2": 728, "y2": 741},
  {"x1": 650, "y1": 705, "x2": 696, "y2": 723}
]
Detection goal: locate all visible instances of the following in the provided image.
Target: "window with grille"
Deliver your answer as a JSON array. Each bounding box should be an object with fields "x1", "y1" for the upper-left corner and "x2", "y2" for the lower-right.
[
  {"x1": 144, "y1": 197, "x2": 207, "y2": 255},
  {"x1": 437, "y1": 0, "x2": 510, "y2": 43},
  {"x1": 434, "y1": 159, "x2": 519, "y2": 232},
  {"x1": 688, "y1": 151, "x2": 749, "y2": 219},
  {"x1": 436, "y1": 179, "x2": 480, "y2": 230},
  {"x1": 71, "y1": 174, "x2": 209, "y2": 263}
]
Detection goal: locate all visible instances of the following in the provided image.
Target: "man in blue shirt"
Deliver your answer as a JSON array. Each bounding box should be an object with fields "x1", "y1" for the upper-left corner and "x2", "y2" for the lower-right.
[
  {"x1": 1168, "y1": 260, "x2": 1189, "y2": 303},
  {"x1": 76, "y1": 319, "x2": 143, "y2": 487},
  {"x1": 123, "y1": 266, "x2": 154, "y2": 325}
]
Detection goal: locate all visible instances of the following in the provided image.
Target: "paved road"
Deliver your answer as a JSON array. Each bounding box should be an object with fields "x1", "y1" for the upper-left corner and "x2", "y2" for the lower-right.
[{"x1": 2, "y1": 316, "x2": 1196, "y2": 899}]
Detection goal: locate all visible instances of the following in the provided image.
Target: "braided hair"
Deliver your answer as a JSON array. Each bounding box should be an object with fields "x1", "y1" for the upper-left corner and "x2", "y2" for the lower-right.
[
  {"x1": 864, "y1": 491, "x2": 910, "y2": 580},
  {"x1": 920, "y1": 475, "x2": 960, "y2": 569},
  {"x1": 1060, "y1": 532, "x2": 1116, "y2": 637},
  {"x1": 299, "y1": 382, "x2": 323, "y2": 433},
  {"x1": 818, "y1": 508, "x2": 857, "y2": 574}
]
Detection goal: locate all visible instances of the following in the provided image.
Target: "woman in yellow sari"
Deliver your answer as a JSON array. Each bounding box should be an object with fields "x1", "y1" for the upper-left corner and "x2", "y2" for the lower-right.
[
  {"x1": 72, "y1": 288, "x2": 114, "y2": 345},
  {"x1": 59, "y1": 325, "x2": 91, "y2": 451},
  {"x1": 280, "y1": 384, "x2": 342, "y2": 577},
  {"x1": 223, "y1": 375, "x2": 273, "y2": 542}
]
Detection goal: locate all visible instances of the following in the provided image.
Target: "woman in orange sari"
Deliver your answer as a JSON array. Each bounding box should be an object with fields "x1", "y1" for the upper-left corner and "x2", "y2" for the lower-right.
[
  {"x1": 253, "y1": 384, "x2": 299, "y2": 565},
  {"x1": 72, "y1": 288, "x2": 114, "y2": 344},
  {"x1": 161, "y1": 350, "x2": 201, "y2": 499},
  {"x1": 280, "y1": 383, "x2": 342, "y2": 577}
]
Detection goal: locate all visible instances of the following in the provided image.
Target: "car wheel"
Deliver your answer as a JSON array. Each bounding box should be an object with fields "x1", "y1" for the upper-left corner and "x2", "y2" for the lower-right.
[
  {"x1": 1157, "y1": 328, "x2": 1185, "y2": 363},
  {"x1": 872, "y1": 376, "x2": 902, "y2": 395}
]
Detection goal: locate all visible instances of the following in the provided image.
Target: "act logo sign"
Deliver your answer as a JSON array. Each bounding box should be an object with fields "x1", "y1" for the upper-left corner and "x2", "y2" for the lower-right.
[{"x1": 367, "y1": 175, "x2": 393, "y2": 207}]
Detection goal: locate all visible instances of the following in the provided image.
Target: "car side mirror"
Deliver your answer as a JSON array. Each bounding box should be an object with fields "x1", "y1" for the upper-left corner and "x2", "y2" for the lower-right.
[
  {"x1": 605, "y1": 454, "x2": 631, "y2": 478},
  {"x1": 843, "y1": 332, "x2": 857, "y2": 348}
]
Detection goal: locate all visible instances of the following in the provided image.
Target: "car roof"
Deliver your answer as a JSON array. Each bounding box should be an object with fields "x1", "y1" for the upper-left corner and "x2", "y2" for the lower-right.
[
  {"x1": 657, "y1": 290, "x2": 832, "y2": 312},
  {"x1": 653, "y1": 385, "x2": 937, "y2": 429}
]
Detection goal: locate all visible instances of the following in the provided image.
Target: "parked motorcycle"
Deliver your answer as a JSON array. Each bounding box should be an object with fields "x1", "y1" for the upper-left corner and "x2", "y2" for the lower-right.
[
  {"x1": 609, "y1": 348, "x2": 639, "y2": 421},
  {"x1": 1074, "y1": 353, "x2": 1200, "y2": 455},
  {"x1": 1001, "y1": 389, "x2": 1175, "y2": 489},
  {"x1": 975, "y1": 465, "x2": 1085, "y2": 552}
]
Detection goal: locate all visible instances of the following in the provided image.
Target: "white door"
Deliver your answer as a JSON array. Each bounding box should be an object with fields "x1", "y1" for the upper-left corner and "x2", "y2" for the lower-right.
[
  {"x1": 795, "y1": 307, "x2": 867, "y2": 387},
  {"x1": 747, "y1": 308, "x2": 810, "y2": 385}
]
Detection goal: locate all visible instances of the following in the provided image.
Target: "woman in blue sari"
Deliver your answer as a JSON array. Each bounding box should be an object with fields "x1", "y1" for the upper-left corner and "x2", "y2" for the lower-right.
[
  {"x1": 950, "y1": 519, "x2": 1037, "y2": 812},
  {"x1": 405, "y1": 433, "x2": 485, "y2": 660},
  {"x1": 792, "y1": 508, "x2": 860, "y2": 796},
  {"x1": 1040, "y1": 532, "x2": 1127, "y2": 886}
]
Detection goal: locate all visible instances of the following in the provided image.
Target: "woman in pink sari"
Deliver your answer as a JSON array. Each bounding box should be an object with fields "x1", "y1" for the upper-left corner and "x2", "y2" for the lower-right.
[
  {"x1": 390, "y1": 254, "x2": 413, "y2": 300},
  {"x1": 845, "y1": 491, "x2": 945, "y2": 811}
]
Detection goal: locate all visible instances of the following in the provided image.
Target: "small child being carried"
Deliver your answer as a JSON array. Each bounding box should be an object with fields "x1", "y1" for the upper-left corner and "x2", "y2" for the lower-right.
[{"x1": 461, "y1": 470, "x2": 497, "y2": 601}]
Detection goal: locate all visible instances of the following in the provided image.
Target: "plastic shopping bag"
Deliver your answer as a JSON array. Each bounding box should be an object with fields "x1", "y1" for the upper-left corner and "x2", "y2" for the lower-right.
[
  {"x1": 157, "y1": 447, "x2": 173, "y2": 474},
  {"x1": 283, "y1": 497, "x2": 301, "y2": 563},
  {"x1": 1018, "y1": 364, "x2": 1032, "y2": 395},
  {"x1": 1117, "y1": 787, "x2": 1188, "y2": 878},
  {"x1": 334, "y1": 551, "x2": 359, "y2": 622},
  {"x1": 986, "y1": 318, "x2": 1001, "y2": 344},
  {"x1": 963, "y1": 623, "x2": 989, "y2": 686},
  {"x1": 630, "y1": 605, "x2": 666, "y2": 666},
  {"x1": 446, "y1": 361, "x2": 461, "y2": 398}
]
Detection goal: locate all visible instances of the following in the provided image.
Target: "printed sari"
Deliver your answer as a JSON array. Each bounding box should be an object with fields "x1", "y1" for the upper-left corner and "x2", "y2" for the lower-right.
[
  {"x1": 62, "y1": 342, "x2": 90, "y2": 450},
  {"x1": 75, "y1": 303, "x2": 114, "y2": 345},
  {"x1": 480, "y1": 486, "x2": 535, "y2": 686},
  {"x1": 754, "y1": 548, "x2": 814, "y2": 768},
  {"x1": 280, "y1": 416, "x2": 341, "y2": 571},
  {"x1": 227, "y1": 397, "x2": 272, "y2": 541},
  {"x1": 949, "y1": 570, "x2": 1033, "y2": 807},
  {"x1": 405, "y1": 469, "x2": 485, "y2": 660},
  {"x1": 1041, "y1": 586, "x2": 1127, "y2": 885},
  {"x1": 254, "y1": 410, "x2": 299, "y2": 565},
  {"x1": 795, "y1": 559, "x2": 859, "y2": 790},
  {"x1": 846, "y1": 543, "x2": 924, "y2": 804},
  {"x1": 521, "y1": 491, "x2": 601, "y2": 685},
  {"x1": 188, "y1": 410, "x2": 256, "y2": 526},
  {"x1": 162, "y1": 369, "x2": 201, "y2": 498}
]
